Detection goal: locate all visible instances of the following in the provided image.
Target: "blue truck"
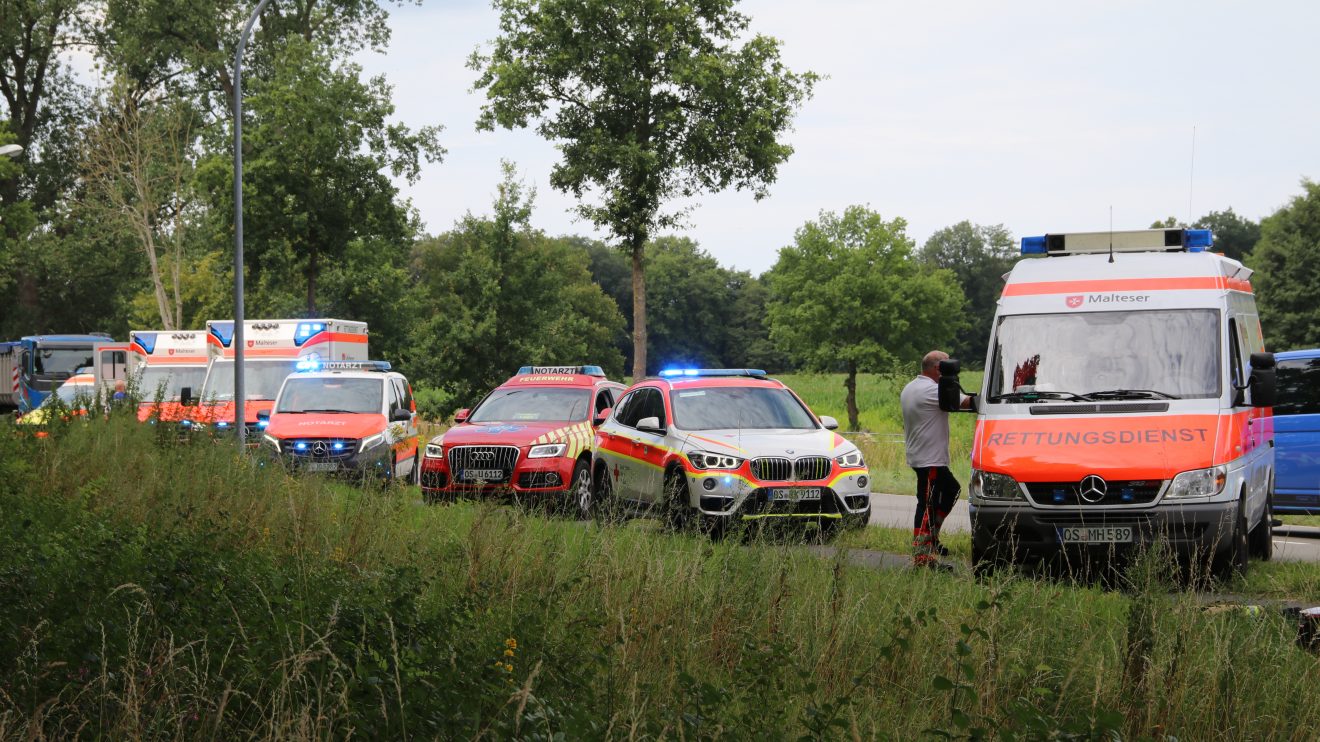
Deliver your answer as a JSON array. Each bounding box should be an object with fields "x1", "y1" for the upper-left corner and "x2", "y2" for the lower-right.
[
  {"x1": 0, "y1": 334, "x2": 114, "y2": 413},
  {"x1": 1274, "y1": 348, "x2": 1320, "y2": 514}
]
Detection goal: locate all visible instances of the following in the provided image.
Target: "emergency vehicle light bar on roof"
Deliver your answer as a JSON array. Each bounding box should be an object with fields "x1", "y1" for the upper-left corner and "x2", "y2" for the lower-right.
[
  {"x1": 1021, "y1": 228, "x2": 1214, "y2": 256},
  {"x1": 657, "y1": 368, "x2": 768, "y2": 378},
  {"x1": 295, "y1": 359, "x2": 392, "y2": 373},
  {"x1": 517, "y1": 365, "x2": 606, "y2": 376}
]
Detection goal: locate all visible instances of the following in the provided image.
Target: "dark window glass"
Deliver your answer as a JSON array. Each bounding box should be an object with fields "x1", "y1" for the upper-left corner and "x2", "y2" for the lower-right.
[
  {"x1": 34, "y1": 347, "x2": 95, "y2": 376},
  {"x1": 1275, "y1": 358, "x2": 1320, "y2": 416},
  {"x1": 203, "y1": 360, "x2": 299, "y2": 401},
  {"x1": 670, "y1": 386, "x2": 817, "y2": 431},
  {"x1": 136, "y1": 366, "x2": 208, "y2": 400},
  {"x1": 468, "y1": 388, "x2": 591, "y2": 423},
  {"x1": 276, "y1": 377, "x2": 384, "y2": 414}
]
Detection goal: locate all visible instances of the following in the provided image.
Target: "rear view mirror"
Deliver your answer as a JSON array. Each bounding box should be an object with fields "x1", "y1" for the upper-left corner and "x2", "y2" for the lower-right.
[
  {"x1": 454, "y1": 408, "x2": 470, "y2": 424},
  {"x1": 636, "y1": 416, "x2": 665, "y2": 434},
  {"x1": 593, "y1": 407, "x2": 612, "y2": 426},
  {"x1": 391, "y1": 408, "x2": 413, "y2": 422},
  {"x1": 937, "y1": 359, "x2": 964, "y2": 412},
  {"x1": 180, "y1": 386, "x2": 195, "y2": 407},
  {"x1": 256, "y1": 409, "x2": 270, "y2": 423},
  {"x1": 819, "y1": 415, "x2": 839, "y2": 431},
  {"x1": 1249, "y1": 352, "x2": 1277, "y2": 408}
]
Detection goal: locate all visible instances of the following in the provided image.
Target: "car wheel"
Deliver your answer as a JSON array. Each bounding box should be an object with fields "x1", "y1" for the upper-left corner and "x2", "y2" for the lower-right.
[
  {"x1": 592, "y1": 463, "x2": 620, "y2": 524},
  {"x1": 1214, "y1": 496, "x2": 1250, "y2": 581},
  {"x1": 1248, "y1": 486, "x2": 1273, "y2": 561},
  {"x1": 662, "y1": 470, "x2": 692, "y2": 532},
  {"x1": 570, "y1": 459, "x2": 593, "y2": 519}
]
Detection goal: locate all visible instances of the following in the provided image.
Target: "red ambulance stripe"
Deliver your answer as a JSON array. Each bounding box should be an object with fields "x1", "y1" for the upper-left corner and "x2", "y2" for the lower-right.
[{"x1": 1001, "y1": 277, "x2": 1251, "y2": 297}]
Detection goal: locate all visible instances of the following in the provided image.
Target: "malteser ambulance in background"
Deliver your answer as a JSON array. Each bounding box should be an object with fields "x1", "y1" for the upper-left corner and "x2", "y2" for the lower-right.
[
  {"x1": 950, "y1": 228, "x2": 1277, "y2": 578},
  {"x1": 128, "y1": 330, "x2": 209, "y2": 422},
  {"x1": 186, "y1": 319, "x2": 368, "y2": 438}
]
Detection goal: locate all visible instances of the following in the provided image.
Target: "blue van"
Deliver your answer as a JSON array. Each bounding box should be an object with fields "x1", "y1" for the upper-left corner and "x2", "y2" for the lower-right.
[{"x1": 1273, "y1": 349, "x2": 1320, "y2": 514}]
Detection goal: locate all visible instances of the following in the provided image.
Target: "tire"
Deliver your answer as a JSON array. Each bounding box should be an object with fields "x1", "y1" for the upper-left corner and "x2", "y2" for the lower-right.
[
  {"x1": 569, "y1": 458, "x2": 593, "y2": 519},
  {"x1": 662, "y1": 470, "x2": 692, "y2": 532},
  {"x1": 1215, "y1": 496, "x2": 1250, "y2": 580},
  {"x1": 592, "y1": 463, "x2": 621, "y2": 524},
  {"x1": 1248, "y1": 487, "x2": 1274, "y2": 561},
  {"x1": 410, "y1": 452, "x2": 421, "y2": 487}
]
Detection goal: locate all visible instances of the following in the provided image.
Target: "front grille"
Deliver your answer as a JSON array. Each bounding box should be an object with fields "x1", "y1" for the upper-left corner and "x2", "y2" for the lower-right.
[
  {"x1": 794, "y1": 456, "x2": 831, "y2": 481},
  {"x1": 1029, "y1": 402, "x2": 1170, "y2": 415},
  {"x1": 281, "y1": 438, "x2": 357, "y2": 460},
  {"x1": 447, "y1": 445, "x2": 519, "y2": 484},
  {"x1": 1025, "y1": 480, "x2": 1164, "y2": 506},
  {"x1": 751, "y1": 457, "x2": 793, "y2": 481}
]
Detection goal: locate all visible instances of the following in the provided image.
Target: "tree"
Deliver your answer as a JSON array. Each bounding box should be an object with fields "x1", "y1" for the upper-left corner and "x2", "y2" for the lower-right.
[
  {"x1": 766, "y1": 206, "x2": 964, "y2": 430},
  {"x1": 408, "y1": 164, "x2": 625, "y2": 411},
  {"x1": 918, "y1": 221, "x2": 1016, "y2": 366},
  {"x1": 1195, "y1": 208, "x2": 1260, "y2": 263},
  {"x1": 1247, "y1": 180, "x2": 1320, "y2": 349},
  {"x1": 81, "y1": 90, "x2": 201, "y2": 329},
  {"x1": 470, "y1": 0, "x2": 817, "y2": 379}
]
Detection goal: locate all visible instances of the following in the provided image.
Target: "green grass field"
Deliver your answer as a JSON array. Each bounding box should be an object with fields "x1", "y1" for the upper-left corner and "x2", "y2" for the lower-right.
[{"x1": 7, "y1": 417, "x2": 1320, "y2": 738}]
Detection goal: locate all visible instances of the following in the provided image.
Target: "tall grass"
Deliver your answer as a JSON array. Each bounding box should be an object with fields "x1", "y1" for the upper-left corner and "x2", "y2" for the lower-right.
[{"x1": 4, "y1": 417, "x2": 1320, "y2": 739}]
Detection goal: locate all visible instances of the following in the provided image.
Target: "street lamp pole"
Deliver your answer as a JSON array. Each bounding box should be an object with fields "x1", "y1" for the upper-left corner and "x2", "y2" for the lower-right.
[{"x1": 233, "y1": 0, "x2": 272, "y2": 448}]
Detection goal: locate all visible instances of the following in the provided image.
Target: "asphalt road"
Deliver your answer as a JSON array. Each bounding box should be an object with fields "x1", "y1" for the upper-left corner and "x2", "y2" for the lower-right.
[{"x1": 866, "y1": 492, "x2": 1320, "y2": 564}]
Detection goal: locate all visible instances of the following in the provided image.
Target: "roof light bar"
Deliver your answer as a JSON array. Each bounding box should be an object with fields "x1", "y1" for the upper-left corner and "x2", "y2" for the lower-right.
[
  {"x1": 517, "y1": 365, "x2": 606, "y2": 376},
  {"x1": 297, "y1": 359, "x2": 391, "y2": 373},
  {"x1": 1020, "y1": 228, "x2": 1216, "y2": 256},
  {"x1": 657, "y1": 368, "x2": 768, "y2": 378}
]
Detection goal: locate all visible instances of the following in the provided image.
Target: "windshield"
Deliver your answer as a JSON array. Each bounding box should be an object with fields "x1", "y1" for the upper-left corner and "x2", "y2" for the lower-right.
[
  {"x1": 988, "y1": 309, "x2": 1221, "y2": 401},
  {"x1": 670, "y1": 386, "x2": 819, "y2": 431},
  {"x1": 35, "y1": 346, "x2": 94, "y2": 377},
  {"x1": 469, "y1": 388, "x2": 591, "y2": 423},
  {"x1": 201, "y1": 360, "x2": 299, "y2": 402},
  {"x1": 276, "y1": 377, "x2": 383, "y2": 414},
  {"x1": 136, "y1": 366, "x2": 207, "y2": 401}
]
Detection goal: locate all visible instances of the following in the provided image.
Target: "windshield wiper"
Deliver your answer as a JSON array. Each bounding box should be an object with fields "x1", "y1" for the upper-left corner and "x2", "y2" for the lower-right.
[
  {"x1": 989, "y1": 390, "x2": 1088, "y2": 403},
  {"x1": 1084, "y1": 389, "x2": 1181, "y2": 400},
  {"x1": 300, "y1": 408, "x2": 357, "y2": 414}
]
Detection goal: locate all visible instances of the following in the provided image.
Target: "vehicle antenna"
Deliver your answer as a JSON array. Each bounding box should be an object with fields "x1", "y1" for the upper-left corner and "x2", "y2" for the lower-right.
[
  {"x1": 1108, "y1": 205, "x2": 1114, "y2": 264},
  {"x1": 1188, "y1": 125, "x2": 1197, "y2": 225}
]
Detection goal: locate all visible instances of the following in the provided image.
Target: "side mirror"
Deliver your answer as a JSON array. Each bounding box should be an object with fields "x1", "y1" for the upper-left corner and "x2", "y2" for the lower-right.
[
  {"x1": 180, "y1": 386, "x2": 195, "y2": 407},
  {"x1": 594, "y1": 407, "x2": 612, "y2": 427},
  {"x1": 937, "y1": 359, "x2": 965, "y2": 412},
  {"x1": 820, "y1": 415, "x2": 840, "y2": 431},
  {"x1": 1249, "y1": 352, "x2": 1277, "y2": 408},
  {"x1": 636, "y1": 416, "x2": 665, "y2": 434},
  {"x1": 390, "y1": 408, "x2": 412, "y2": 422},
  {"x1": 256, "y1": 409, "x2": 270, "y2": 423},
  {"x1": 454, "y1": 408, "x2": 470, "y2": 424}
]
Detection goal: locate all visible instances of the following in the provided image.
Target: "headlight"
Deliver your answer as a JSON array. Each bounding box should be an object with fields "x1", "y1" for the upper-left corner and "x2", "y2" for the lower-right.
[
  {"x1": 424, "y1": 442, "x2": 444, "y2": 458},
  {"x1": 1167, "y1": 466, "x2": 1226, "y2": 498},
  {"x1": 970, "y1": 469, "x2": 1022, "y2": 501},
  {"x1": 262, "y1": 433, "x2": 280, "y2": 449},
  {"x1": 834, "y1": 450, "x2": 865, "y2": 468},
  {"x1": 688, "y1": 450, "x2": 743, "y2": 470},
  {"x1": 529, "y1": 443, "x2": 567, "y2": 459},
  {"x1": 359, "y1": 433, "x2": 386, "y2": 452}
]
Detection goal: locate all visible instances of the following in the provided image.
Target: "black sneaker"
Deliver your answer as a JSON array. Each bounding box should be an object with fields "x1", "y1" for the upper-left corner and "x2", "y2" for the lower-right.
[{"x1": 934, "y1": 542, "x2": 950, "y2": 558}]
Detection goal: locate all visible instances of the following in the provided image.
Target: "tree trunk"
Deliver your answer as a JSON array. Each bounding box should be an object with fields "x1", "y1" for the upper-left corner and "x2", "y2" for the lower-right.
[
  {"x1": 844, "y1": 362, "x2": 859, "y2": 431},
  {"x1": 307, "y1": 246, "x2": 318, "y2": 314},
  {"x1": 631, "y1": 238, "x2": 646, "y2": 380}
]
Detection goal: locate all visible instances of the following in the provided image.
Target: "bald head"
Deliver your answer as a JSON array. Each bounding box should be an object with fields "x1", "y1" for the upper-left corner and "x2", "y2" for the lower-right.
[{"x1": 921, "y1": 350, "x2": 949, "y2": 380}]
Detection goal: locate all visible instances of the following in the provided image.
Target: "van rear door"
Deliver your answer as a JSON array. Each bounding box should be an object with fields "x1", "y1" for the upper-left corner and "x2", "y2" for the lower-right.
[{"x1": 1274, "y1": 356, "x2": 1320, "y2": 513}]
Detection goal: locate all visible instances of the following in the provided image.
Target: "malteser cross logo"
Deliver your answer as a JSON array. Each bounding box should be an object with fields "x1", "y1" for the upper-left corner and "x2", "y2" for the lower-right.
[{"x1": 1066, "y1": 295, "x2": 1084, "y2": 309}]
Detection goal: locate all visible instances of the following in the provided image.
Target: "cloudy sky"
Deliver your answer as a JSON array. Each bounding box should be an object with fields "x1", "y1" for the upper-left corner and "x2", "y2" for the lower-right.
[{"x1": 356, "y1": 0, "x2": 1320, "y2": 274}]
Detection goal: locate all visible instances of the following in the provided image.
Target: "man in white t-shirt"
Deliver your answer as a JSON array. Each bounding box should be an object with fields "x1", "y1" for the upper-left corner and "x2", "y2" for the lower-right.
[{"x1": 900, "y1": 350, "x2": 967, "y2": 566}]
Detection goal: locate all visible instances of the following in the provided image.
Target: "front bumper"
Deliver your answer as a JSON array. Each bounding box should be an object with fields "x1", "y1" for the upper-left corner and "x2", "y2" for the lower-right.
[
  {"x1": 419, "y1": 454, "x2": 577, "y2": 497},
  {"x1": 970, "y1": 500, "x2": 1238, "y2": 561},
  {"x1": 687, "y1": 469, "x2": 872, "y2": 522},
  {"x1": 266, "y1": 439, "x2": 396, "y2": 480}
]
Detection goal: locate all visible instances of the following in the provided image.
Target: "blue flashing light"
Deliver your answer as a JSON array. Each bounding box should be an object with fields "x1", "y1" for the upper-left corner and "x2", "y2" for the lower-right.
[
  {"x1": 1184, "y1": 228, "x2": 1213, "y2": 251},
  {"x1": 295, "y1": 357, "x2": 322, "y2": 372},
  {"x1": 1052, "y1": 489, "x2": 1066, "y2": 504},
  {"x1": 1021, "y1": 236, "x2": 1048, "y2": 255},
  {"x1": 216, "y1": 421, "x2": 230, "y2": 429},
  {"x1": 722, "y1": 476, "x2": 732, "y2": 485},
  {"x1": 1120, "y1": 488, "x2": 1135, "y2": 503},
  {"x1": 295, "y1": 442, "x2": 308, "y2": 451},
  {"x1": 180, "y1": 419, "x2": 193, "y2": 428},
  {"x1": 132, "y1": 332, "x2": 158, "y2": 354},
  {"x1": 209, "y1": 322, "x2": 235, "y2": 348},
  {"x1": 323, "y1": 360, "x2": 391, "y2": 372},
  {"x1": 257, "y1": 419, "x2": 268, "y2": 429},
  {"x1": 659, "y1": 368, "x2": 768, "y2": 378},
  {"x1": 516, "y1": 365, "x2": 606, "y2": 376},
  {"x1": 333, "y1": 442, "x2": 345, "y2": 451},
  {"x1": 294, "y1": 321, "x2": 328, "y2": 346}
]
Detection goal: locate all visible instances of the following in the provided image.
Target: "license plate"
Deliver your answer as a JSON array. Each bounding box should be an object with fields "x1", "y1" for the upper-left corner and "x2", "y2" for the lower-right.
[
  {"x1": 461, "y1": 469, "x2": 505, "y2": 481},
  {"x1": 769, "y1": 487, "x2": 821, "y2": 501},
  {"x1": 306, "y1": 461, "x2": 338, "y2": 472},
  {"x1": 1058, "y1": 526, "x2": 1134, "y2": 544}
]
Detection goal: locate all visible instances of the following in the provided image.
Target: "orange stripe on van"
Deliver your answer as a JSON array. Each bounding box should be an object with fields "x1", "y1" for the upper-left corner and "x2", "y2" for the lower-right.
[{"x1": 1001, "y1": 277, "x2": 1252, "y2": 297}]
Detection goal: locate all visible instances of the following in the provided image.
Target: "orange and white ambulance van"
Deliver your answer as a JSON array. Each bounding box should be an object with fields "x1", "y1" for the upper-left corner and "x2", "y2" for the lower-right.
[
  {"x1": 128, "y1": 330, "x2": 209, "y2": 423},
  {"x1": 186, "y1": 319, "x2": 368, "y2": 438},
  {"x1": 959, "y1": 228, "x2": 1277, "y2": 577}
]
